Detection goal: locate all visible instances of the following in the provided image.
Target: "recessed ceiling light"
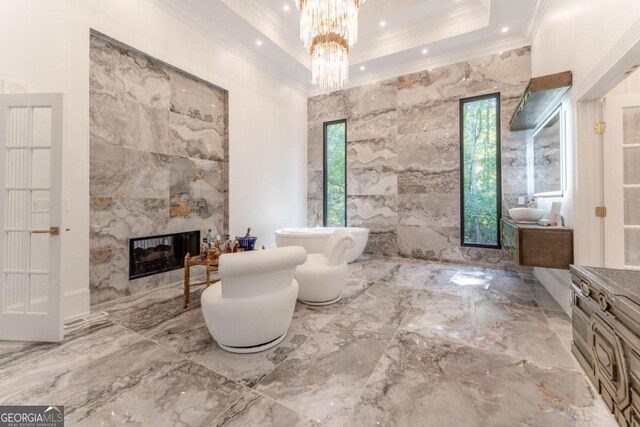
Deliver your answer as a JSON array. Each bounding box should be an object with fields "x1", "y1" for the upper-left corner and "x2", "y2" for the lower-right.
[
  {"x1": 501, "y1": 26, "x2": 509, "y2": 33},
  {"x1": 256, "y1": 40, "x2": 263, "y2": 46},
  {"x1": 283, "y1": 4, "x2": 290, "y2": 11},
  {"x1": 421, "y1": 48, "x2": 428, "y2": 55},
  {"x1": 360, "y1": 65, "x2": 366, "y2": 71},
  {"x1": 380, "y1": 21, "x2": 386, "y2": 27}
]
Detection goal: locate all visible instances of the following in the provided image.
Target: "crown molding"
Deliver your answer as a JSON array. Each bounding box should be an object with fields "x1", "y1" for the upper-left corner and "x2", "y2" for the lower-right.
[
  {"x1": 351, "y1": 1, "x2": 489, "y2": 64},
  {"x1": 221, "y1": 0, "x2": 311, "y2": 69},
  {"x1": 309, "y1": 36, "x2": 531, "y2": 96},
  {"x1": 146, "y1": 0, "x2": 311, "y2": 93},
  {"x1": 223, "y1": 0, "x2": 490, "y2": 70},
  {"x1": 523, "y1": 0, "x2": 550, "y2": 44},
  {"x1": 146, "y1": 0, "x2": 547, "y2": 97},
  {"x1": 577, "y1": 17, "x2": 640, "y2": 101}
]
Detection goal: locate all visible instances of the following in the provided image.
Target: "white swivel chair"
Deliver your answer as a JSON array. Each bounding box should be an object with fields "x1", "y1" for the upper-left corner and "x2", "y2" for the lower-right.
[
  {"x1": 294, "y1": 230, "x2": 356, "y2": 305},
  {"x1": 200, "y1": 246, "x2": 307, "y2": 353}
]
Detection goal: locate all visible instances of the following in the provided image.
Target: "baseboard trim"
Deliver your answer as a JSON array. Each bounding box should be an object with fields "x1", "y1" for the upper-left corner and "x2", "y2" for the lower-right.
[
  {"x1": 533, "y1": 267, "x2": 572, "y2": 317},
  {"x1": 63, "y1": 288, "x2": 90, "y2": 322}
]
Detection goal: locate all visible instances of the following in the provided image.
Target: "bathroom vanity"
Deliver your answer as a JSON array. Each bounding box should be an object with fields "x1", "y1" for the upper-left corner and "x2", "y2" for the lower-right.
[
  {"x1": 570, "y1": 266, "x2": 640, "y2": 427},
  {"x1": 500, "y1": 218, "x2": 573, "y2": 269}
]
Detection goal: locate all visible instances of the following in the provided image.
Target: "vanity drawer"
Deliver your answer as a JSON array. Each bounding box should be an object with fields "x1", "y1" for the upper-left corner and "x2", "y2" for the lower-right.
[
  {"x1": 571, "y1": 270, "x2": 614, "y2": 315},
  {"x1": 571, "y1": 265, "x2": 640, "y2": 427},
  {"x1": 632, "y1": 385, "x2": 640, "y2": 414},
  {"x1": 628, "y1": 349, "x2": 640, "y2": 413},
  {"x1": 500, "y1": 219, "x2": 573, "y2": 269},
  {"x1": 591, "y1": 316, "x2": 629, "y2": 406}
]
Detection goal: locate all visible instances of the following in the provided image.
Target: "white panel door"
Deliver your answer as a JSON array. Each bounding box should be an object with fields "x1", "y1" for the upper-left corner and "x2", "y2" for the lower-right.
[
  {"x1": 0, "y1": 93, "x2": 63, "y2": 341},
  {"x1": 604, "y1": 94, "x2": 640, "y2": 270}
]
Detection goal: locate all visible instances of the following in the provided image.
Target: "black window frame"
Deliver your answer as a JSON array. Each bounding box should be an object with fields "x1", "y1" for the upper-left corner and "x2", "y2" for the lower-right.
[
  {"x1": 323, "y1": 119, "x2": 348, "y2": 227},
  {"x1": 459, "y1": 92, "x2": 502, "y2": 249}
]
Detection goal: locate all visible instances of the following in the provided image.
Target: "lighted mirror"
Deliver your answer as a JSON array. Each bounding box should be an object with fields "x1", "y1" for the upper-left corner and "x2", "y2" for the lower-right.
[{"x1": 533, "y1": 108, "x2": 563, "y2": 196}]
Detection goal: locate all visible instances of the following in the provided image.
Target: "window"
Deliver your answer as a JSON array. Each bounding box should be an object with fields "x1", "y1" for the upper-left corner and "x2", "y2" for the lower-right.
[
  {"x1": 323, "y1": 120, "x2": 347, "y2": 227},
  {"x1": 459, "y1": 93, "x2": 501, "y2": 248}
]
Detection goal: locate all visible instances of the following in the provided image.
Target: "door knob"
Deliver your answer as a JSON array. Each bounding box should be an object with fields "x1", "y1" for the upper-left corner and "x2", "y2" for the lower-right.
[{"x1": 32, "y1": 227, "x2": 60, "y2": 235}]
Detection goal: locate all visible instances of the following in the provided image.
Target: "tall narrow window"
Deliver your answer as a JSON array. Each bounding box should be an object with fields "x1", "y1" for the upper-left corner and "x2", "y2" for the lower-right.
[
  {"x1": 323, "y1": 119, "x2": 347, "y2": 227},
  {"x1": 460, "y1": 93, "x2": 501, "y2": 248}
]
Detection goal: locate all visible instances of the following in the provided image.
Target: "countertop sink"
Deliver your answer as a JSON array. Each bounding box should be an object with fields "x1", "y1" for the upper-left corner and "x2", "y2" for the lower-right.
[{"x1": 508, "y1": 207, "x2": 547, "y2": 223}]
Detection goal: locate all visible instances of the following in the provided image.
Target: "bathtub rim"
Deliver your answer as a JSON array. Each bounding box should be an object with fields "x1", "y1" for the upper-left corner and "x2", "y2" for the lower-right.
[{"x1": 275, "y1": 227, "x2": 369, "y2": 238}]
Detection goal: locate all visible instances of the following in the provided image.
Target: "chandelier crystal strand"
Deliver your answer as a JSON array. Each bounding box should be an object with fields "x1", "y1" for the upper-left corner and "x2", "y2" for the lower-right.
[
  {"x1": 311, "y1": 41, "x2": 349, "y2": 90},
  {"x1": 295, "y1": 0, "x2": 366, "y2": 89},
  {"x1": 296, "y1": 0, "x2": 361, "y2": 48}
]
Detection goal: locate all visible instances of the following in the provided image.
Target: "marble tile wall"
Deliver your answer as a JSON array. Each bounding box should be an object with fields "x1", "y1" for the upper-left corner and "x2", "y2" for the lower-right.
[
  {"x1": 308, "y1": 47, "x2": 532, "y2": 266},
  {"x1": 89, "y1": 34, "x2": 229, "y2": 305}
]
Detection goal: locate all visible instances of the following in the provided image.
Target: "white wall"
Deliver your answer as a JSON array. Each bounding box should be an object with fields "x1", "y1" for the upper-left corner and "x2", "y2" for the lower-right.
[
  {"x1": 531, "y1": 1, "x2": 640, "y2": 101},
  {"x1": 0, "y1": 0, "x2": 308, "y2": 319}
]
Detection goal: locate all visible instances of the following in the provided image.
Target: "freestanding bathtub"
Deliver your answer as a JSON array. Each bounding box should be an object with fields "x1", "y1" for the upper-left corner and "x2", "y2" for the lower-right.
[{"x1": 275, "y1": 227, "x2": 369, "y2": 263}]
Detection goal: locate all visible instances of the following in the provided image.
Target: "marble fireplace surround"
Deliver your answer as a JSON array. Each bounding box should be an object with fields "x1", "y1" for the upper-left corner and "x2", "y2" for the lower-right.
[
  {"x1": 307, "y1": 47, "x2": 532, "y2": 267},
  {"x1": 89, "y1": 32, "x2": 229, "y2": 305}
]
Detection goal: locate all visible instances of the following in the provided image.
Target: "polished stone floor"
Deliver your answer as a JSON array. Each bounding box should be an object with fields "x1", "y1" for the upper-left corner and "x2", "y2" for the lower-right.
[{"x1": 0, "y1": 256, "x2": 617, "y2": 426}]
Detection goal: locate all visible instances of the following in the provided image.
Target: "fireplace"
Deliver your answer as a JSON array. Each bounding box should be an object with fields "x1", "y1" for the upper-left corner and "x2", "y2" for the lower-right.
[{"x1": 129, "y1": 231, "x2": 200, "y2": 280}]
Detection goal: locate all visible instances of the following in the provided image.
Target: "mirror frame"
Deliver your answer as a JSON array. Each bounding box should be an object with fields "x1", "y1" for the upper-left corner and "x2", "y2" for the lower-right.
[{"x1": 532, "y1": 106, "x2": 564, "y2": 197}]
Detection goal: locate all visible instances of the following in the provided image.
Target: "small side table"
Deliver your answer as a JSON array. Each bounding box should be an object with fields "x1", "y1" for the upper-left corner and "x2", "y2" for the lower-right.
[{"x1": 183, "y1": 251, "x2": 221, "y2": 309}]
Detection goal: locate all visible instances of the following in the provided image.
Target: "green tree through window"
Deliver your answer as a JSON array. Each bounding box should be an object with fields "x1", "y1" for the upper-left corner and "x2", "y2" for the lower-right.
[
  {"x1": 324, "y1": 120, "x2": 346, "y2": 227},
  {"x1": 460, "y1": 94, "x2": 501, "y2": 247}
]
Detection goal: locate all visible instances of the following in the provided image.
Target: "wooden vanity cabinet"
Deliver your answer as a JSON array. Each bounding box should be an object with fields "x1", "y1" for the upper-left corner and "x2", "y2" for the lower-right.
[
  {"x1": 570, "y1": 266, "x2": 640, "y2": 427},
  {"x1": 500, "y1": 218, "x2": 573, "y2": 269}
]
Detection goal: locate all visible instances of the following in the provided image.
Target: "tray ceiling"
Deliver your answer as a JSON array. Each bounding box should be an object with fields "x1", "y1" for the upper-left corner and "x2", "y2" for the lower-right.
[{"x1": 149, "y1": 0, "x2": 547, "y2": 94}]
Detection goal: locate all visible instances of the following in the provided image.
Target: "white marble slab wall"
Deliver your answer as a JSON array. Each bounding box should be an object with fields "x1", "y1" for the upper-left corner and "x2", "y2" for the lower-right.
[
  {"x1": 89, "y1": 34, "x2": 229, "y2": 304},
  {"x1": 308, "y1": 47, "x2": 532, "y2": 265}
]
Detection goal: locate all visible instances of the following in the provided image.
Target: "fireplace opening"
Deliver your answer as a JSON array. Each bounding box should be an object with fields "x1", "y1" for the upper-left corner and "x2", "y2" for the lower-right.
[{"x1": 129, "y1": 231, "x2": 200, "y2": 280}]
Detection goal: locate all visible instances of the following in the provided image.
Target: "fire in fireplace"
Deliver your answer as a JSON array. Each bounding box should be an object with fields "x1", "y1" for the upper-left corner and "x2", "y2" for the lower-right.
[{"x1": 129, "y1": 231, "x2": 200, "y2": 280}]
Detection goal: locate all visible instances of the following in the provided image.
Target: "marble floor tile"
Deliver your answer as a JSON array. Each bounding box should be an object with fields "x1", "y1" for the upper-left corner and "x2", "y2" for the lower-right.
[
  {"x1": 2, "y1": 334, "x2": 246, "y2": 426},
  {"x1": 347, "y1": 329, "x2": 615, "y2": 427},
  {"x1": 2, "y1": 256, "x2": 616, "y2": 427},
  {"x1": 187, "y1": 305, "x2": 335, "y2": 388},
  {"x1": 343, "y1": 279, "x2": 376, "y2": 303},
  {"x1": 518, "y1": 270, "x2": 538, "y2": 281},
  {"x1": 210, "y1": 391, "x2": 320, "y2": 427},
  {"x1": 474, "y1": 297, "x2": 576, "y2": 371},
  {"x1": 93, "y1": 284, "x2": 189, "y2": 332},
  {"x1": 341, "y1": 282, "x2": 419, "y2": 327},
  {"x1": 472, "y1": 272, "x2": 538, "y2": 307},
  {"x1": 254, "y1": 316, "x2": 395, "y2": 427},
  {"x1": 400, "y1": 286, "x2": 477, "y2": 345},
  {"x1": 404, "y1": 267, "x2": 576, "y2": 371},
  {"x1": 347, "y1": 255, "x2": 398, "y2": 282},
  {"x1": 0, "y1": 319, "x2": 138, "y2": 401},
  {"x1": 98, "y1": 285, "x2": 335, "y2": 387},
  {"x1": 426, "y1": 264, "x2": 533, "y2": 304},
  {"x1": 378, "y1": 263, "x2": 431, "y2": 290}
]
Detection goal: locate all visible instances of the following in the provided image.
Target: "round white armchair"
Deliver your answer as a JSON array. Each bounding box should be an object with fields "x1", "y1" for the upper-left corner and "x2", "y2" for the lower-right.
[
  {"x1": 200, "y1": 246, "x2": 307, "y2": 353},
  {"x1": 294, "y1": 230, "x2": 356, "y2": 305}
]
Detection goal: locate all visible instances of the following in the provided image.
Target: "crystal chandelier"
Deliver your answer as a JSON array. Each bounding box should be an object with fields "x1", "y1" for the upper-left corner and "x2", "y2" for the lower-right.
[{"x1": 295, "y1": 0, "x2": 366, "y2": 90}]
